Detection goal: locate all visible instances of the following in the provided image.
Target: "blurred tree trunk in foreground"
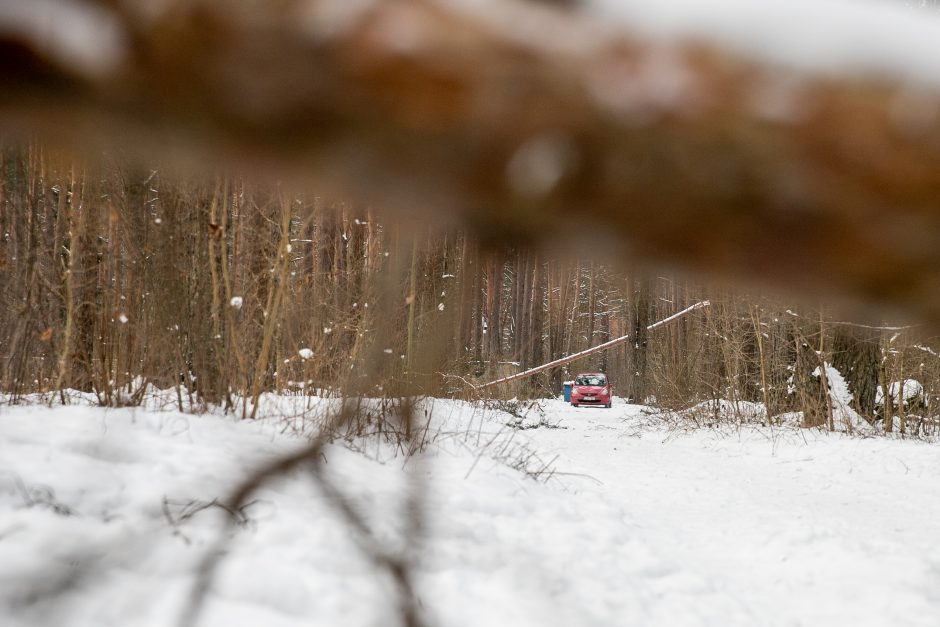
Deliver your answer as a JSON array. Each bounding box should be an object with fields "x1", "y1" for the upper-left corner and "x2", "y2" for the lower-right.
[{"x1": 3, "y1": 0, "x2": 940, "y2": 321}]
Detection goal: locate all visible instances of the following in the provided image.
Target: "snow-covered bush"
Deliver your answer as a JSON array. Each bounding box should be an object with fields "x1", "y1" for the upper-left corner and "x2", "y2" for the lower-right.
[{"x1": 875, "y1": 379, "x2": 924, "y2": 409}]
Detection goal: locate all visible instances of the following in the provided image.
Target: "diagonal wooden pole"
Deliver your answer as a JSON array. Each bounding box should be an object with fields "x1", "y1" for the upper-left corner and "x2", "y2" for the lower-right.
[{"x1": 474, "y1": 301, "x2": 710, "y2": 391}]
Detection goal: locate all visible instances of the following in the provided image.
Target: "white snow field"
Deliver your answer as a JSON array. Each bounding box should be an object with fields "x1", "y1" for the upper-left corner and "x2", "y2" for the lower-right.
[{"x1": 1, "y1": 397, "x2": 939, "y2": 627}]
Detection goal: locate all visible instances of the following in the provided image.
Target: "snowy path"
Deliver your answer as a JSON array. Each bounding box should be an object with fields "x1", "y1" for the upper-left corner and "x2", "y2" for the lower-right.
[
  {"x1": 1, "y1": 399, "x2": 939, "y2": 626},
  {"x1": 529, "y1": 401, "x2": 940, "y2": 626}
]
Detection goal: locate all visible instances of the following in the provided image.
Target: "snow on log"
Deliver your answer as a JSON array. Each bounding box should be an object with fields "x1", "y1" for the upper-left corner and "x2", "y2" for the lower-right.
[{"x1": 3, "y1": 2, "x2": 940, "y2": 320}]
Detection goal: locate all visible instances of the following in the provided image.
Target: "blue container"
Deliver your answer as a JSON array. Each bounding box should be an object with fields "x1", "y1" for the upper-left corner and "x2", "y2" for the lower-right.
[{"x1": 563, "y1": 382, "x2": 573, "y2": 402}]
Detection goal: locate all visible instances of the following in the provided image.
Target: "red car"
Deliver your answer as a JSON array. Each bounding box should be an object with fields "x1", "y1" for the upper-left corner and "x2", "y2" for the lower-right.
[{"x1": 570, "y1": 373, "x2": 612, "y2": 408}]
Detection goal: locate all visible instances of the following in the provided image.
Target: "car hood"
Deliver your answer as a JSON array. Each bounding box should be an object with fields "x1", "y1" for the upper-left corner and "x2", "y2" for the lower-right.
[{"x1": 574, "y1": 385, "x2": 607, "y2": 392}]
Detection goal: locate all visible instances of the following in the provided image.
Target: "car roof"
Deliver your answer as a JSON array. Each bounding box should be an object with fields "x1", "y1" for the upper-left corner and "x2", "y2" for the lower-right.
[{"x1": 575, "y1": 372, "x2": 606, "y2": 377}]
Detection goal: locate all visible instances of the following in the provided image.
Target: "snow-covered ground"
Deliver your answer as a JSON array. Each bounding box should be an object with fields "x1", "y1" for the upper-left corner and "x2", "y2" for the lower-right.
[{"x1": 1, "y1": 397, "x2": 939, "y2": 626}]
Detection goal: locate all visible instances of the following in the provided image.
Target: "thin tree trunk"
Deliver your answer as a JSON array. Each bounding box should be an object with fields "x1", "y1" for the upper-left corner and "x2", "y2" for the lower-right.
[
  {"x1": 405, "y1": 235, "x2": 419, "y2": 373},
  {"x1": 249, "y1": 195, "x2": 292, "y2": 419},
  {"x1": 751, "y1": 305, "x2": 771, "y2": 420}
]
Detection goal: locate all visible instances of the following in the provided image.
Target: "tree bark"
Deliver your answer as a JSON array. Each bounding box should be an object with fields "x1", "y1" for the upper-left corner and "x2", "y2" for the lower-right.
[{"x1": 4, "y1": 1, "x2": 940, "y2": 322}]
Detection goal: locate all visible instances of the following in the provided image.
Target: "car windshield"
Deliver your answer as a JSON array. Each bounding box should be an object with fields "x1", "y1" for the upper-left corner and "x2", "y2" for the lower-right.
[{"x1": 576, "y1": 375, "x2": 605, "y2": 386}]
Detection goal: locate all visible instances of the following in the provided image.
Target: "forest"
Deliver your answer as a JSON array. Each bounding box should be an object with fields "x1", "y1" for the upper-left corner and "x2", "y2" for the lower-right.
[{"x1": 1, "y1": 144, "x2": 937, "y2": 434}]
